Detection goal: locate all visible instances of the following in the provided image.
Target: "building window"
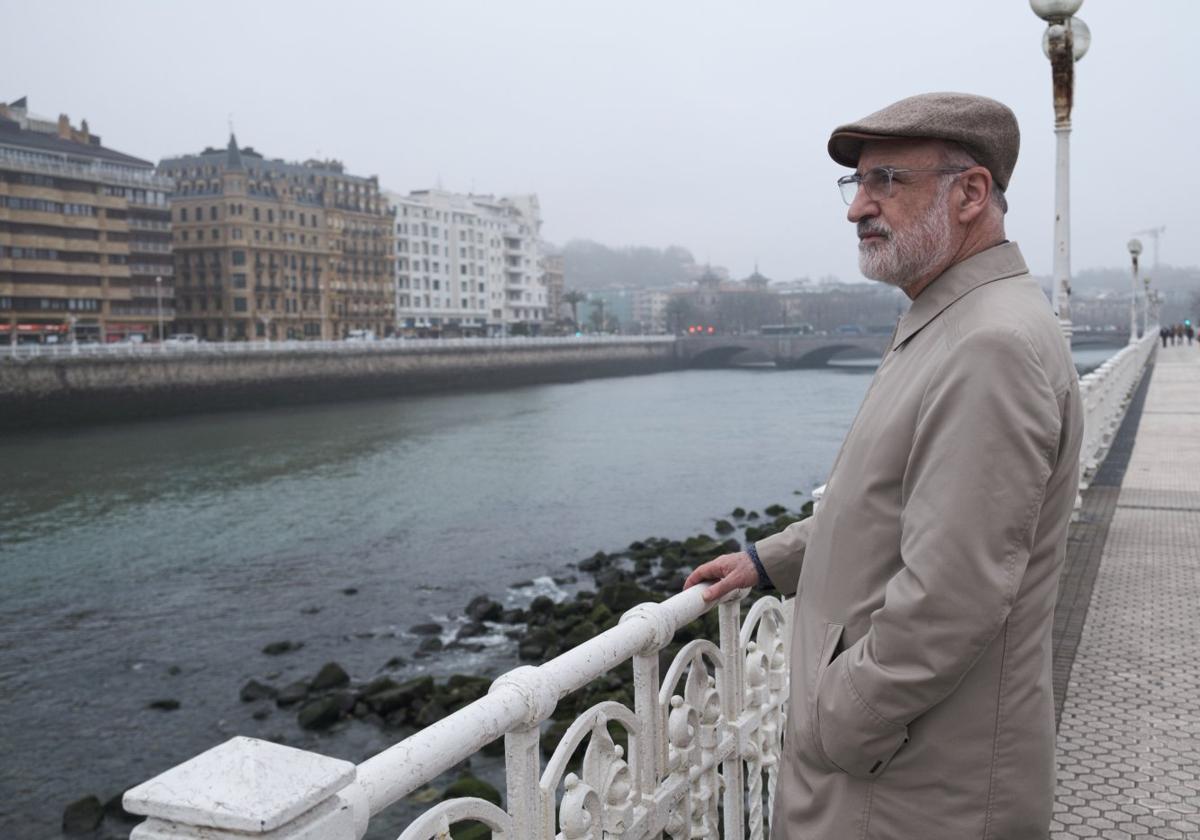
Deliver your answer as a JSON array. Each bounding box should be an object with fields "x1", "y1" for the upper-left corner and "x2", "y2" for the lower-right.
[
  {"x1": 232, "y1": 251, "x2": 246, "y2": 266},
  {"x1": 234, "y1": 297, "x2": 248, "y2": 312}
]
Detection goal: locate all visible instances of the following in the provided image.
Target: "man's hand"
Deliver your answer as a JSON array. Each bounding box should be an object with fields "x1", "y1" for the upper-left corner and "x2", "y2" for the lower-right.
[{"x1": 683, "y1": 552, "x2": 759, "y2": 602}]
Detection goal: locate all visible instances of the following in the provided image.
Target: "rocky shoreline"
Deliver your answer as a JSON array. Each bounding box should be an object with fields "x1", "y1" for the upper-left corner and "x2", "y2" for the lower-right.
[{"x1": 63, "y1": 497, "x2": 812, "y2": 837}]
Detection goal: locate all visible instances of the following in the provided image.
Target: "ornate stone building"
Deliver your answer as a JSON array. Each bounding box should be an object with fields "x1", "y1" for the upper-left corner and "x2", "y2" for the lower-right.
[
  {"x1": 0, "y1": 97, "x2": 173, "y2": 343},
  {"x1": 159, "y1": 136, "x2": 393, "y2": 341}
]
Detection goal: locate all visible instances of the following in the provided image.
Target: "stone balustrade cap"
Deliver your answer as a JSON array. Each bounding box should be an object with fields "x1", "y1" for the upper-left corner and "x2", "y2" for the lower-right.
[{"x1": 123, "y1": 736, "x2": 356, "y2": 833}]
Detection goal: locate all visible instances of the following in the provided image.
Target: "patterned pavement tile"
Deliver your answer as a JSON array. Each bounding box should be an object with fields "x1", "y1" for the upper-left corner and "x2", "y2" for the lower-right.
[{"x1": 1052, "y1": 346, "x2": 1200, "y2": 840}]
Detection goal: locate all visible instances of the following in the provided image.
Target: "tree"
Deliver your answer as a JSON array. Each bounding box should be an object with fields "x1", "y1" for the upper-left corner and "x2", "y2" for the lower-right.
[
  {"x1": 665, "y1": 296, "x2": 694, "y2": 334},
  {"x1": 562, "y1": 290, "x2": 586, "y2": 327},
  {"x1": 588, "y1": 299, "x2": 607, "y2": 333}
]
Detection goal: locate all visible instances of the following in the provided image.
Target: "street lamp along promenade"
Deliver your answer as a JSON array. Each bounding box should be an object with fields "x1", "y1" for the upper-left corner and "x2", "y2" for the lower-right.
[
  {"x1": 1030, "y1": 0, "x2": 1091, "y2": 346},
  {"x1": 1127, "y1": 238, "x2": 1142, "y2": 344},
  {"x1": 1142, "y1": 274, "x2": 1152, "y2": 338},
  {"x1": 155, "y1": 275, "x2": 164, "y2": 343}
]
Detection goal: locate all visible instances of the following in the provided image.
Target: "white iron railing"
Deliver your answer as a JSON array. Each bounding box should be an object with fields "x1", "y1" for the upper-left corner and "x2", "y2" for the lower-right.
[
  {"x1": 1076, "y1": 332, "x2": 1157, "y2": 490},
  {"x1": 3, "y1": 334, "x2": 676, "y2": 361},
  {"x1": 124, "y1": 584, "x2": 792, "y2": 840}
]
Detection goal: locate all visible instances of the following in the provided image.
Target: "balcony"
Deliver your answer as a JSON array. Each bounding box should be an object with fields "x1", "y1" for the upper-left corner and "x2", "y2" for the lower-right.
[
  {"x1": 0, "y1": 146, "x2": 173, "y2": 191},
  {"x1": 127, "y1": 217, "x2": 171, "y2": 232},
  {"x1": 129, "y1": 286, "x2": 175, "y2": 300},
  {"x1": 129, "y1": 263, "x2": 174, "y2": 277},
  {"x1": 129, "y1": 241, "x2": 172, "y2": 254}
]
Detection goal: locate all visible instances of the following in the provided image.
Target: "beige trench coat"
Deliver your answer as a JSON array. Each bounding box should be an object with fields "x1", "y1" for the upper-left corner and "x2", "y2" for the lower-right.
[{"x1": 758, "y1": 243, "x2": 1082, "y2": 839}]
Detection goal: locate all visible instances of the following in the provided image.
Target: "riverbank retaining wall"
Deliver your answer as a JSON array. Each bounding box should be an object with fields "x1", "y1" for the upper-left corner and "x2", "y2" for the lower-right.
[{"x1": 0, "y1": 340, "x2": 680, "y2": 430}]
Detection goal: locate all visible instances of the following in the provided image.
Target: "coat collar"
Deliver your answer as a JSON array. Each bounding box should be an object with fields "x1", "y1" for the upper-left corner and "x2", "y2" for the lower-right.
[{"x1": 892, "y1": 241, "x2": 1028, "y2": 350}]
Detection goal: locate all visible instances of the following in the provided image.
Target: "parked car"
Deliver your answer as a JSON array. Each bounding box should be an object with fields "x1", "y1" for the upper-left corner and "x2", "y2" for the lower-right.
[
  {"x1": 345, "y1": 329, "x2": 377, "y2": 341},
  {"x1": 164, "y1": 333, "x2": 199, "y2": 345}
]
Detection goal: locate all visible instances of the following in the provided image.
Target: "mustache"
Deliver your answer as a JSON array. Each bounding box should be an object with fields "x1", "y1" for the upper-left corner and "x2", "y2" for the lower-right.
[{"x1": 857, "y1": 220, "x2": 892, "y2": 239}]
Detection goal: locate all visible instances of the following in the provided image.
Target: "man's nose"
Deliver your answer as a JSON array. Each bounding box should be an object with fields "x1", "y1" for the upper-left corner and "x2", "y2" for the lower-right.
[{"x1": 846, "y1": 186, "x2": 879, "y2": 224}]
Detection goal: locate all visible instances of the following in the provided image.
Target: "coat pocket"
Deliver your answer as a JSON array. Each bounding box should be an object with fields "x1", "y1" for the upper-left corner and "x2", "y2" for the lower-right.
[{"x1": 809, "y1": 622, "x2": 845, "y2": 765}]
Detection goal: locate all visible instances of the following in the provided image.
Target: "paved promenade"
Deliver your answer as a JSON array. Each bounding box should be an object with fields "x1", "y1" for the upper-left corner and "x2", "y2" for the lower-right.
[{"x1": 1052, "y1": 344, "x2": 1200, "y2": 839}]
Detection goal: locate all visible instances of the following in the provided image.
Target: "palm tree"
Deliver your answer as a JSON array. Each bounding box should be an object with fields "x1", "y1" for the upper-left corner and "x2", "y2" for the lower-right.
[{"x1": 562, "y1": 290, "x2": 586, "y2": 327}]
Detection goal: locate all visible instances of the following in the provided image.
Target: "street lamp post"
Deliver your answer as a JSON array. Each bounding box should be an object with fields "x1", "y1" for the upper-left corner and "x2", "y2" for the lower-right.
[
  {"x1": 1142, "y1": 275, "x2": 1151, "y2": 337},
  {"x1": 1127, "y1": 238, "x2": 1142, "y2": 344},
  {"x1": 155, "y1": 275, "x2": 164, "y2": 343},
  {"x1": 1030, "y1": 0, "x2": 1090, "y2": 346}
]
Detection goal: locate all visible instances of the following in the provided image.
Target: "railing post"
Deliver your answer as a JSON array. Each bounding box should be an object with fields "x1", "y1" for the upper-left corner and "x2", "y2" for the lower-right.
[
  {"x1": 719, "y1": 598, "x2": 746, "y2": 840},
  {"x1": 124, "y1": 736, "x2": 367, "y2": 840}
]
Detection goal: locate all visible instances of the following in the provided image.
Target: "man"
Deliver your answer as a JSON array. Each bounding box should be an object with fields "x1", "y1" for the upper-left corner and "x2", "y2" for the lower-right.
[{"x1": 685, "y1": 93, "x2": 1082, "y2": 839}]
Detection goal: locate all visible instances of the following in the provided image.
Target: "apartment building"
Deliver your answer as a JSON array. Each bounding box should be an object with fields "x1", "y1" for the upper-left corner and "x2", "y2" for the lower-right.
[
  {"x1": 0, "y1": 97, "x2": 173, "y2": 344},
  {"x1": 159, "y1": 136, "x2": 393, "y2": 341},
  {"x1": 387, "y1": 189, "x2": 545, "y2": 336}
]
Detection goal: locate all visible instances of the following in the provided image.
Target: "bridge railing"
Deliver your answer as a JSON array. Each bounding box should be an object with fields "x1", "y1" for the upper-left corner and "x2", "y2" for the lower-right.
[
  {"x1": 3, "y1": 334, "x2": 676, "y2": 362},
  {"x1": 124, "y1": 585, "x2": 792, "y2": 840},
  {"x1": 1077, "y1": 333, "x2": 1158, "y2": 489}
]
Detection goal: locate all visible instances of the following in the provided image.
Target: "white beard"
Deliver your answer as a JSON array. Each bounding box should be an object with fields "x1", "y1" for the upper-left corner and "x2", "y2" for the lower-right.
[{"x1": 858, "y1": 185, "x2": 954, "y2": 291}]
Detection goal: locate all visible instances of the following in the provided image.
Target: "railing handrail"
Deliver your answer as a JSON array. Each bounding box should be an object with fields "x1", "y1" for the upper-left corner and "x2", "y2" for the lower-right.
[
  {"x1": 356, "y1": 582, "x2": 720, "y2": 815},
  {"x1": 125, "y1": 580, "x2": 795, "y2": 839}
]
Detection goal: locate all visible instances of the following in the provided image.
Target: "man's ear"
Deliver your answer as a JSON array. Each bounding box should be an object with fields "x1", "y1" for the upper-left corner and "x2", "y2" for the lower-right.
[{"x1": 956, "y1": 168, "x2": 992, "y2": 224}]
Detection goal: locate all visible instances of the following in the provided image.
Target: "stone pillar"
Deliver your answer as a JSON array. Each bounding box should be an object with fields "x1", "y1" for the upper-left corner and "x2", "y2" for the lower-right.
[{"x1": 124, "y1": 736, "x2": 367, "y2": 839}]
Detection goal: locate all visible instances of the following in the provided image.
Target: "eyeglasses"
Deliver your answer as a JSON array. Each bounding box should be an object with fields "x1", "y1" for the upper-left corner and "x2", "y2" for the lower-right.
[{"x1": 837, "y1": 166, "x2": 968, "y2": 205}]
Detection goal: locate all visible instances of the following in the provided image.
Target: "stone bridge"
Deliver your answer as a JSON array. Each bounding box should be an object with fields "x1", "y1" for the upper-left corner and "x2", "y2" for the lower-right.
[
  {"x1": 677, "y1": 333, "x2": 893, "y2": 367},
  {"x1": 677, "y1": 330, "x2": 1133, "y2": 368}
]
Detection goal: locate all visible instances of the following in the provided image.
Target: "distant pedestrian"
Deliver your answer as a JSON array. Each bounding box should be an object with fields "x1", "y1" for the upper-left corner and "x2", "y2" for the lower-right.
[
  {"x1": 1174, "y1": 324, "x2": 1184, "y2": 346},
  {"x1": 1161, "y1": 326, "x2": 1171, "y2": 348},
  {"x1": 1186, "y1": 324, "x2": 1194, "y2": 346}
]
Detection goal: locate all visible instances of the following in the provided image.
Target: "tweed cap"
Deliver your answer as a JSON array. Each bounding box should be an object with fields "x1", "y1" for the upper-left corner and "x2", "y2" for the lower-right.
[{"x1": 828, "y1": 92, "x2": 1020, "y2": 190}]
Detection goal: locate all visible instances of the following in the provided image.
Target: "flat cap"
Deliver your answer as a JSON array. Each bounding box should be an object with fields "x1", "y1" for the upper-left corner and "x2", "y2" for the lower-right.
[{"x1": 828, "y1": 92, "x2": 1020, "y2": 190}]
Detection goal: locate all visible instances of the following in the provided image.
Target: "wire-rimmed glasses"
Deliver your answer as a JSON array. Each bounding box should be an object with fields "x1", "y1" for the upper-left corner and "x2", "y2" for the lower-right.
[{"x1": 837, "y1": 166, "x2": 968, "y2": 205}]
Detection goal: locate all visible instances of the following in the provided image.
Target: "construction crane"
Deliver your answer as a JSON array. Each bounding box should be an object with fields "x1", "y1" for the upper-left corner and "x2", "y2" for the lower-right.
[{"x1": 1132, "y1": 226, "x2": 1166, "y2": 269}]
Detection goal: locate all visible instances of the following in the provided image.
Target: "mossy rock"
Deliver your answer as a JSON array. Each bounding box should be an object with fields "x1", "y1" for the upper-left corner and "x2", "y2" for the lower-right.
[
  {"x1": 310, "y1": 662, "x2": 350, "y2": 692},
  {"x1": 578, "y1": 551, "x2": 610, "y2": 572},
  {"x1": 588, "y1": 603, "x2": 614, "y2": 626},
  {"x1": 528, "y1": 595, "x2": 556, "y2": 616},
  {"x1": 714, "y1": 519, "x2": 735, "y2": 535},
  {"x1": 297, "y1": 695, "x2": 344, "y2": 730},
  {"x1": 731, "y1": 507, "x2": 746, "y2": 518},
  {"x1": 597, "y1": 581, "x2": 660, "y2": 614},
  {"x1": 450, "y1": 822, "x2": 490, "y2": 840},
  {"x1": 764, "y1": 504, "x2": 787, "y2": 516},
  {"x1": 542, "y1": 718, "x2": 572, "y2": 757},
  {"x1": 563, "y1": 620, "x2": 599, "y2": 649},
  {"x1": 445, "y1": 675, "x2": 491, "y2": 710},
  {"x1": 443, "y1": 774, "x2": 501, "y2": 805},
  {"x1": 442, "y1": 774, "x2": 501, "y2": 839}
]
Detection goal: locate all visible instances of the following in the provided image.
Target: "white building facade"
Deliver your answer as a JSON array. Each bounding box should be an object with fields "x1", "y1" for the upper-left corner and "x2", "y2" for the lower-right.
[{"x1": 386, "y1": 189, "x2": 545, "y2": 336}]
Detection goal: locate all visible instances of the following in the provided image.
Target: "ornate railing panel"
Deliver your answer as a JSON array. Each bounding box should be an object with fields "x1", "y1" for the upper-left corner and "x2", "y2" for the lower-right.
[
  {"x1": 1077, "y1": 333, "x2": 1157, "y2": 489},
  {"x1": 125, "y1": 585, "x2": 792, "y2": 839}
]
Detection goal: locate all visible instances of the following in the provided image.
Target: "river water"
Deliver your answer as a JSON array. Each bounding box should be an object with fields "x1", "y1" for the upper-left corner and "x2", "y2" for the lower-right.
[{"x1": 0, "y1": 350, "x2": 1116, "y2": 839}]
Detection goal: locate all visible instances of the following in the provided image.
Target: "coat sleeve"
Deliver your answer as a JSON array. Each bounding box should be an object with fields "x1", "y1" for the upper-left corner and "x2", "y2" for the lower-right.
[
  {"x1": 754, "y1": 515, "x2": 813, "y2": 597},
  {"x1": 814, "y1": 326, "x2": 1062, "y2": 778}
]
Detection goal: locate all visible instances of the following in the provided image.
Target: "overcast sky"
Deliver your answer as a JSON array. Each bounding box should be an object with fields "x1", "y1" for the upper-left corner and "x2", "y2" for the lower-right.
[{"x1": 3, "y1": 0, "x2": 1194, "y2": 283}]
